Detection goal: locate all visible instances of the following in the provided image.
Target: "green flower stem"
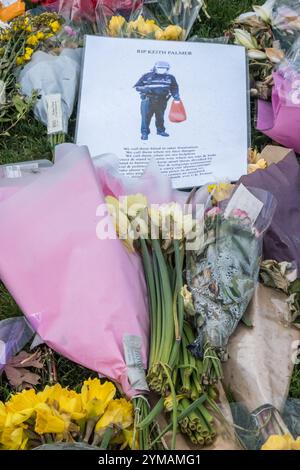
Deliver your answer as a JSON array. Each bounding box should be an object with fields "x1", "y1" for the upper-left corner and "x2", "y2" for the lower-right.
[
  {"x1": 169, "y1": 240, "x2": 184, "y2": 368},
  {"x1": 149, "y1": 394, "x2": 207, "y2": 449},
  {"x1": 140, "y1": 237, "x2": 157, "y2": 366},
  {"x1": 152, "y1": 252, "x2": 161, "y2": 367},
  {"x1": 161, "y1": 363, "x2": 178, "y2": 451},
  {"x1": 138, "y1": 397, "x2": 164, "y2": 430},
  {"x1": 152, "y1": 239, "x2": 174, "y2": 366},
  {"x1": 99, "y1": 427, "x2": 114, "y2": 450}
]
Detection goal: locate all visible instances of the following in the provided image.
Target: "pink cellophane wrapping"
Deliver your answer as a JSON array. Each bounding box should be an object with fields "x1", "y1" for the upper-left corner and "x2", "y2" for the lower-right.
[
  {"x1": 0, "y1": 144, "x2": 148, "y2": 397},
  {"x1": 257, "y1": 69, "x2": 300, "y2": 153}
]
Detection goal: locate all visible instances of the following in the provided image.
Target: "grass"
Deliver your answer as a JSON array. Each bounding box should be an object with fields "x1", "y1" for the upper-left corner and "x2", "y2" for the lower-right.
[{"x1": 0, "y1": 0, "x2": 299, "y2": 403}]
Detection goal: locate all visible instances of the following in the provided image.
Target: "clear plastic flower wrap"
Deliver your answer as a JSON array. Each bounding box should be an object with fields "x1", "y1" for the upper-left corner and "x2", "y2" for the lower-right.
[
  {"x1": 186, "y1": 185, "x2": 277, "y2": 364},
  {"x1": 95, "y1": 0, "x2": 208, "y2": 40},
  {"x1": 272, "y1": 0, "x2": 300, "y2": 49}
]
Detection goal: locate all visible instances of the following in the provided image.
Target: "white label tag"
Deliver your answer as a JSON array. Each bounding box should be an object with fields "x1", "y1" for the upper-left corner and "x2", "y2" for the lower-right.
[
  {"x1": 123, "y1": 335, "x2": 149, "y2": 392},
  {"x1": 224, "y1": 183, "x2": 263, "y2": 225},
  {"x1": 4, "y1": 165, "x2": 22, "y2": 178},
  {"x1": 46, "y1": 94, "x2": 63, "y2": 134},
  {"x1": 0, "y1": 80, "x2": 5, "y2": 106}
]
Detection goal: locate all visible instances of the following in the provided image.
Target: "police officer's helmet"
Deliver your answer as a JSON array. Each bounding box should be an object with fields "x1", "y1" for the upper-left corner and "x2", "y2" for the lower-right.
[{"x1": 154, "y1": 61, "x2": 170, "y2": 72}]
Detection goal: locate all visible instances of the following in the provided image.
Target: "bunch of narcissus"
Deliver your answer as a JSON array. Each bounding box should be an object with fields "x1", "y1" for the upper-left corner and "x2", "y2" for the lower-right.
[
  {"x1": 106, "y1": 194, "x2": 219, "y2": 448},
  {"x1": 107, "y1": 14, "x2": 185, "y2": 40},
  {"x1": 0, "y1": 378, "x2": 136, "y2": 450}
]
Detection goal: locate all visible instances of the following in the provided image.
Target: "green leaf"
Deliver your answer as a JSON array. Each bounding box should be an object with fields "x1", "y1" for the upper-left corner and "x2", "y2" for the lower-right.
[{"x1": 12, "y1": 94, "x2": 27, "y2": 114}]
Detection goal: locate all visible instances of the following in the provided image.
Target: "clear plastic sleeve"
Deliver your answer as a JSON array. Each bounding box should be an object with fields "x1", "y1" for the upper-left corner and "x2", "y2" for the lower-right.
[
  {"x1": 272, "y1": 0, "x2": 300, "y2": 49},
  {"x1": 186, "y1": 185, "x2": 277, "y2": 359},
  {"x1": 95, "y1": 0, "x2": 206, "y2": 40}
]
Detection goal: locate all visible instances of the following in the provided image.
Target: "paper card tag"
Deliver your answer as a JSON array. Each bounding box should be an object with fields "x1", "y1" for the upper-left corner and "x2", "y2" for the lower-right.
[
  {"x1": 46, "y1": 94, "x2": 63, "y2": 134},
  {"x1": 123, "y1": 335, "x2": 149, "y2": 392},
  {"x1": 4, "y1": 165, "x2": 22, "y2": 178},
  {"x1": 0, "y1": 80, "x2": 5, "y2": 106},
  {"x1": 224, "y1": 183, "x2": 263, "y2": 225}
]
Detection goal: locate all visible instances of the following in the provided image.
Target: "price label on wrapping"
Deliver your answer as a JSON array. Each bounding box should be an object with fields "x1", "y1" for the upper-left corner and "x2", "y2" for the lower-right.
[
  {"x1": 46, "y1": 94, "x2": 63, "y2": 135},
  {"x1": 123, "y1": 335, "x2": 149, "y2": 392}
]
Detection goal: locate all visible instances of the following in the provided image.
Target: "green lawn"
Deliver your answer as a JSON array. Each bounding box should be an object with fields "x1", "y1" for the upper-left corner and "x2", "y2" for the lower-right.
[{"x1": 1, "y1": 0, "x2": 299, "y2": 403}]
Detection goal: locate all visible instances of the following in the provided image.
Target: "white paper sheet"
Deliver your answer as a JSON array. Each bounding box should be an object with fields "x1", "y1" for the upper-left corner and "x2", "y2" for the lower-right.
[{"x1": 76, "y1": 36, "x2": 249, "y2": 189}]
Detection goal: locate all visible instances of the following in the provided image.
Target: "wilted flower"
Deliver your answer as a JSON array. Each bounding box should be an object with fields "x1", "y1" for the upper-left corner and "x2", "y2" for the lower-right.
[
  {"x1": 234, "y1": 29, "x2": 258, "y2": 49},
  {"x1": 95, "y1": 398, "x2": 133, "y2": 433},
  {"x1": 253, "y1": 1, "x2": 275, "y2": 24},
  {"x1": 181, "y1": 285, "x2": 196, "y2": 316},
  {"x1": 265, "y1": 47, "x2": 285, "y2": 64},
  {"x1": 248, "y1": 49, "x2": 267, "y2": 60}
]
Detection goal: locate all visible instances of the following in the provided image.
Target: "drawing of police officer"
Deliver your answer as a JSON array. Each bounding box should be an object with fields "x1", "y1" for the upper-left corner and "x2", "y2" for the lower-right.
[{"x1": 134, "y1": 61, "x2": 180, "y2": 140}]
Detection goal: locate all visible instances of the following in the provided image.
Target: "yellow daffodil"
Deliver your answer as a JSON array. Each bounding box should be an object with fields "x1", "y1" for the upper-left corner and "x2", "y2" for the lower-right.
[
  {"x1": 0, "y1": 426, "x2": 28, "y2": 450},
  {"x1": 34, "y1": 403, "x2": 69, "y2": 435},
  {"x1": 26, "y1": 35, "x2": 39, "y2": 46},
  {"x1": 16, "y1": 56, "x2": 24, "y2": 66},
  {"x1": 207, "y1": 182, "x2": 233, "y2": 202},
  {"x1": 105, "y1": 196, "x2": 135, "y2": 252},
  {"x1": 26, "y1": 25, "x2": 32, "y2": 33},
  {"x1": 37, "y1": 383, "x2": 64, "y2": 404},
  {"x1": 37, "y1": 383, "x2": 85, "y2": 420},
  {"x1": 108, "y1": 15, "x2": 126, "y2": 37},
  {"x1": 0, "y1": 402, "x2": 7, "y2": 430},
  {"x1": 58, "y1": 389, "x2": 85, "y2": 421},
  {"x1": 50, "y1": 21, "x2": 61, "y2": 33},
  {"x1": 261, "y1": 434, "x2": 298, "y2": 450},
  {"x1": 81, "y1": 378, "x2": 116, "y2": 419},
  {"x1": 24, "y1": 47, "x2": 34, "y2": 61},
  {"x1": 95, "y1": 398, "x2": 133, "y2": 432},
  {"x1": 6, "y1": 389, "x2": 39, "y2": 426},
  {"x1": 123, "y1": 194, "x2": 148, "y2": 218},
  {"x1": 37, "y1": 31, "x2": 45, "y2": 40},
  {"x1": 163, "y1": 25, "x2": 184, "y2": 41}
]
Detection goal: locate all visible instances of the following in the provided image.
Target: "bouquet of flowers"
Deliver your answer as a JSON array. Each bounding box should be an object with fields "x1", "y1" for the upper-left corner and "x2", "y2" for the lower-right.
[
  {"x1": 186, "y1": 185, "x2": 276, "y2": 384},
  {"x1": 0, "y1": 378, "x2": 136, "y2": 450},
  {"x1": 0, "y1": 12, "x2": 63, "y2": 136},
  {"x1": 105, "y1": 194, "x2": 220, "y2": 448},
  {"x1": 96, "y1": 0, "x2": 209, "y2": 40}
]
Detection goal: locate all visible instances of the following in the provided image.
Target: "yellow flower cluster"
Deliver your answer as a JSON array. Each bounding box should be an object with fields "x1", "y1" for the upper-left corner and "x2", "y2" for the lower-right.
[
  {"x1": 0, "y1": 378, "x2": 134, "y2": 450},
  {"x1": 108, "y1": 15, "x2": 185, "y2": 41},
  {"x1": 262, "y1": 434, "x2": 300, "y2": 450},
  {"x1": 0, "y1": 12, "x2": 63, "y2": 67}
]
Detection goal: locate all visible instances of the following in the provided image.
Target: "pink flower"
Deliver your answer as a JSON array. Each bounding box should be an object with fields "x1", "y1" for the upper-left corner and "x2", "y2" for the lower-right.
[
  {"x1": 231, "y1": 208, "x2": 249, "y2": 219},
  {"x1": 64, "y1": 25, "x2": 77, "y2": 36},
  {"x1": 206, "y1": 206, "x2": 222, "y2": 219}
]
